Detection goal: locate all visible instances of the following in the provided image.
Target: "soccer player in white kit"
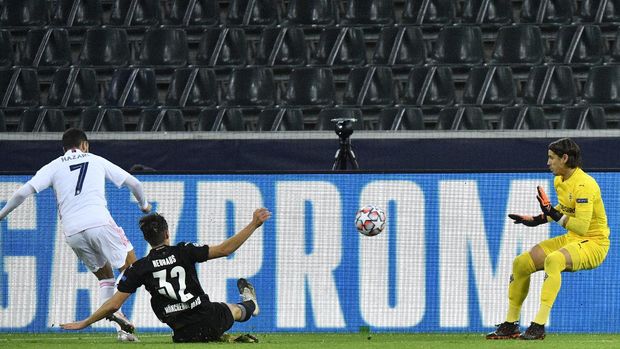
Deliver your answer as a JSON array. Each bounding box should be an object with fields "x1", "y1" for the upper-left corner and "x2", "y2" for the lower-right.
[{"x1": 0, "y1": 128, "x2": 151, "y2": 341}]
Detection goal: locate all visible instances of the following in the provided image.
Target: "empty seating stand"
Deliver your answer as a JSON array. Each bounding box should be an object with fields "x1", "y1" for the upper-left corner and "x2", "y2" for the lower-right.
[
  {"x1": 52, "y1": 0, "x2": 103, "y2": 27},
  {"x1": 79, "y1": 106, "x2": 125, "y2": 131},
  {"x1": 17, "y1": 108, "x2": 66, "y2": 132}
]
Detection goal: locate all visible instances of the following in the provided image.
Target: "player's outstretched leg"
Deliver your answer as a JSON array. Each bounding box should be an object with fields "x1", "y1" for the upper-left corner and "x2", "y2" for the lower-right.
[
  {"x1": 519, "y1": 322, "x2": 545, "y2": 340},
  {"x1": 237, "y1": 278, "x2": 259, "y2": 316},
  {"x1": 485, "y1": 321, "x2": 520, "y2": 339}
]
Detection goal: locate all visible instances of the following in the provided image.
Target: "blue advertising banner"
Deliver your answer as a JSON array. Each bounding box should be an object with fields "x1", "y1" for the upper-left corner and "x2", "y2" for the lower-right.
[{"x1": 0, "y1": 172, "x2": 618, "y2": 333}]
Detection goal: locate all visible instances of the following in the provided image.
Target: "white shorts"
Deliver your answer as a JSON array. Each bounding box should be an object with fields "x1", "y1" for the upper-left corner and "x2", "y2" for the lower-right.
[{"x1": 65, "y1": 223, "x2": 134, "y2": 273}]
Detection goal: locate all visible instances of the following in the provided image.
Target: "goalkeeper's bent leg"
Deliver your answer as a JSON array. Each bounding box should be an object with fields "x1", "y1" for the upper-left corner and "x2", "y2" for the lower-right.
[
  {"x1": 534, "y1": 251, "x2": 566, "y2": 325},
  {"x1": 506, "y1": 252, "x2": 536, "y2": 322}
]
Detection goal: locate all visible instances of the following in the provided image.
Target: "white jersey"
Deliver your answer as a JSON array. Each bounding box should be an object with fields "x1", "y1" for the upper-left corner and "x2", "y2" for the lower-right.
[{"x1": 27, "y1": 149, "x2": 130, "y2": 236}]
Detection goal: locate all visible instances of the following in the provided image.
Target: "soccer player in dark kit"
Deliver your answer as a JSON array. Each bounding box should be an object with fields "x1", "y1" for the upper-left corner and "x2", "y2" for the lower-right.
[{"x1": 61, "y1": 208, "x2": 271, "y2": 343}]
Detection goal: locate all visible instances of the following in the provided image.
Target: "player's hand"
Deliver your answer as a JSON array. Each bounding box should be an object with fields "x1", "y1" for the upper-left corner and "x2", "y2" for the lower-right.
[
  {"x1": 252, "y1": 208, "x2": 271, "y2": 227},
  {"x1": 60, "y1": 321, "x2": 87, "y2": 330},
  {"x1": 141, "y1": 202, "x2": 152, "y2": 214},
  {"x1": 508, "y1": 213, "x2": 547, "y2": 227},
  {"x1": 536, "y1": 186, "x2": 562, "y2": 221}
]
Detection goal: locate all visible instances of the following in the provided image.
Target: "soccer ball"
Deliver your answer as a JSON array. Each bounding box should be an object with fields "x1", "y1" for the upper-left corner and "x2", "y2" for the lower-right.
[{"x1": 355, "y1": 205, "x2": 386, "y2": 237}]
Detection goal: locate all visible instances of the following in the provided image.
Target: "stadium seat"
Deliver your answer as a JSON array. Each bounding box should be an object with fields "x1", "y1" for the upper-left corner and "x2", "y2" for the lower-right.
[
  {"x1": 0, "y1": 68, "x2": 40, "y2": 107},
  {"x1": 257, "y1": 108, "x2": 304, "y2": 131},
  {"x1": 256, "y1": 27, "x2": 307, "y2": 67},
  {"x1": 195, "y1": 28, "x2": 248, "y2": 67},
  {"x1": 312, "y1": 27, "x2": 366, "y2": 67},
  {"x1": 315, "y1": 108, "x2": 363, "y2": 130},
  {"x1": 609, "y1": 27, "x2": 620, "y2": 62},
  {"x1": 342, "y1": 66, "x2": 396, "y2": 107},
  {"x1": 282, "y1": 67, "x2": 336, "y2": 107},
  {"x1": 436, "y1": 106, "x2": 486, "y2": 130},
  {"x1": 47, "y1": 67, "x2": 99, "y2": 107},
  {"x1": 21, "y1": 28, "x2": 71, "y2": 68},
  {"x1": 137, "y1": 108, "x2": 186, "y2": 131},
  {"x1": 224, "y1": 67, "x2": 276, "y2": 107},
  {"x1": 0, "y1": 109, "x2": 6, "y2": 132},
  {"x1": 284, "y1": 0, "x2": 338, "y2": 26},
  {"x1": 0, "y1": 30, "x2": 14, "y2": 68},
  {"x1": 461, "y1": 0, "x2": 513, "y2": 25},
  {"x1": 372, "y1": 26, "x2": 426, "y2": 67},
  {"x1": 549, "y1": 25, "x2": 605, "y2": 65},
  {"x1": 226, "y1": 0, "x2": 279, "y2": 26},
  {"x1": 110, "y1": 0, "x2": 162, "y2": 26},
  {"x1": 498, "y1": 105, "x2": 547, "y2": 129},
  {"x1": 462, "y1": 66, "x2": 516, "y2": 106},
  {"x1": 558, "y1": 106, "x2": 607, "y2": 129},
  {"x1": 166, "y1": 67, "x2": 217, "y2": 108},
  {"x1": 490, "y1": 25, "x2": 545, "y2": 67},
  {"x1": 196, "y1": 107, "x2": 245, "y2": 131},
  {"x1": 579, "y1": 0, "x2": 620, "y2": 24},
  {"x1": 341, "y1": 0, "x2": 395, "y2": 26},
  {"x1": 17, "y1": 108, "x2": 65, "y2": 132},
  {"x1": 165, "y1": 0, "x2": 219, "y2": 26},
  {"x1": 583, "y1": 65, "x2": 620, "y2": 104},
  {"x1": 430, "y1": 25, "x2": 484, "y2": 66},
  {"x1": 377, "y1": 107, "x2": 424, "y2": 130},
  {"x1": 79, "y1": 106, "x2": 125, "y2": 131},
  {"x1": 401, "y1": 0, "x2": 455, "y2": 25},
  {"x1": 105, "y1": 68, "x2": 158, "y2": 107},
  {"x1": 52, "y1": 0, "x2": 103, "y2": 27},
  {"x1": 401, "y1": 66, "x2": 455, "y2": 106},
  {"x1": 520, "y1": 0, "x2": 574, "y2": 25},
  {"x1": 137, "y1": 27, "x2": 189, "y2": 67},
  {"x1": 0, "y1": 0, "x2": 49, "y2": 27},
  {"x1": 78, "y1": 28, "x2": 130, "y2": 69},
  {"x1": 523, "y1": 65, "x2": 577, "y2": 106}
]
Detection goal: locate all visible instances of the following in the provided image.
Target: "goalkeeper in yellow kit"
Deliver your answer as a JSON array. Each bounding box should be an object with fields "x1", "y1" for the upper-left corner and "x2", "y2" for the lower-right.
[{"x1": 486, "y1": 138, "x2": 610, "y2": 340}]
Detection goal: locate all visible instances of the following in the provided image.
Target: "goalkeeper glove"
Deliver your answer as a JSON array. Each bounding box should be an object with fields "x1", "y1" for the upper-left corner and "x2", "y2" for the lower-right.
[
  {"x1": 508, "y1": 214, "x2": 547, "y2": 227},
  {"x1": 536, "y1": 186, "x2": 564, "y2": 222}
]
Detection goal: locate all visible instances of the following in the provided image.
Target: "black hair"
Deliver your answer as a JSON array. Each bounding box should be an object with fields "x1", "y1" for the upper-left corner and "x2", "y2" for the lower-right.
[
  {"x1": 62, "y1": 128, "x2": 88, "y2": 151},
  {"x1": 139, "y1": 213, "x2": 168, "y2": 246},
  {"x1": 548, "y1": 138, "x2": 582, "y2": 168}
]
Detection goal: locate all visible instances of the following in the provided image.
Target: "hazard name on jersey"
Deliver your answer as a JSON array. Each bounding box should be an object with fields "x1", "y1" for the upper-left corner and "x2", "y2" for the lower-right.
[
  {"x1": 152, "y1": 255, "x2": 177, "y2": 268},
  {"x1": 61, "y1": 153, "x2": 90, "y2": 162}
]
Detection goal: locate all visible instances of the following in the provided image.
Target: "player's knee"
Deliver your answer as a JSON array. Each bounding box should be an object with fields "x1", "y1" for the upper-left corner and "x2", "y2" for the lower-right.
[
  {"x1": 544, "y1": 252, "x2": 566, "y2": 272},
  {"x1": 512, "y1": 253, "x2": 535, "y2": 275}
]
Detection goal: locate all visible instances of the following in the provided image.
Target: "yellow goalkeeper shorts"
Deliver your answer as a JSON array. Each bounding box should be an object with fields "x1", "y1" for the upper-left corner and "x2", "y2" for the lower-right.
[{"x1": 537, "y1": 234, "x2": 609, "y2": 271}]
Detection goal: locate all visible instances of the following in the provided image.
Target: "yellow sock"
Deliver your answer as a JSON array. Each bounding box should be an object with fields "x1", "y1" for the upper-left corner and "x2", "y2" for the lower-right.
[
  {"x1": 507, "y1": 252, "x2": 536, "y2": 323},
  {"x1": 534, "y1": 251, "x2": 566, "y2": 325}
]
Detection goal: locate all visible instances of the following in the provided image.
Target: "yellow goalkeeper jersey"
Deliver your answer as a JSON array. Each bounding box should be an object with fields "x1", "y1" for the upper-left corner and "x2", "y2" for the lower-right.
[{"x1": 554, "y1": 168, "x2": 609, "y2": 241}]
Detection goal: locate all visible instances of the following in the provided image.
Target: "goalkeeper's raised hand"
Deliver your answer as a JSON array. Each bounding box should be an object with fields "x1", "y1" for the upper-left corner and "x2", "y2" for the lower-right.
[
  {"x1": 508, "y1": 213, "x2": 547, "y2": 227},
  {"x1": 536, "y1": 186, "x2": 563, "y2": 222}
]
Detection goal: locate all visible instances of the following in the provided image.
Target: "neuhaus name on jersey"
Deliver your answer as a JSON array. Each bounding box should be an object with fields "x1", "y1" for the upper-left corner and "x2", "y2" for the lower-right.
[{"x1": 152, "y1": 255, "x2": 177, "y2": 268}]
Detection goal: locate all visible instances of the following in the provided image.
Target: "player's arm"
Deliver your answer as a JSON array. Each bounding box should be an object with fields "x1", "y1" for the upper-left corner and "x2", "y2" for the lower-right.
[
  {"x1": 0, "y1": 184, "x2": 36, "y2": 220},
  {"x1": 208, "y1": 208, "x2": 271, "y2": 259},
  {"x1": 102, "y1": 157, "x2": 150, "y2": 213},
  {"x1": 562, "y1": 186, "x2": 595, "y2": 235},
  {"x1": 123, "y1": 175, "x2": 151, "y2": 213},
  {"x1": 60, "y1": 291, "x2": 131, "y2": 330}
]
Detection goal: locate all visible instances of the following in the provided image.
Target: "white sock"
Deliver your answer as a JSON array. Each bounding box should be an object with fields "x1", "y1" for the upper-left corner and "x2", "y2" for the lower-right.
[{"x1": 99, "y1": 278, "x2": 121, "y2": 331}]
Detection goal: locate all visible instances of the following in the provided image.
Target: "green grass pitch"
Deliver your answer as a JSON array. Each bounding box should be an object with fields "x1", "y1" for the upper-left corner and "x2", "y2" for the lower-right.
[{"x1": 1, "y1": 333, "x2": 620, "y2": 349}]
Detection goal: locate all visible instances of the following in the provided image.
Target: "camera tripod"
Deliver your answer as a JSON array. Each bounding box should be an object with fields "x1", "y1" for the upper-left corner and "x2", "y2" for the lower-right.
[{"x1": 332, "y1": 118, "x2": 359, "y2": 170}]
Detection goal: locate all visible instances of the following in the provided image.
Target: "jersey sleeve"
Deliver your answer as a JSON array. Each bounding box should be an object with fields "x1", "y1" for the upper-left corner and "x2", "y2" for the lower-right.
[
  {"x1": 116, "y1": 264, "x2": 143, "y2": 294},
  {"x1": 27, "y1": 163, "x2": 56, "y2": 193},
  {"x1": 565, "y1": 181, "x2": 596, "y2": 235},
  {"x1": 179, "y1": 242, "x2": 210, "y2": 263},
  {"x1": 100, "y1": 157, "x2": 130, "y2": 188}
]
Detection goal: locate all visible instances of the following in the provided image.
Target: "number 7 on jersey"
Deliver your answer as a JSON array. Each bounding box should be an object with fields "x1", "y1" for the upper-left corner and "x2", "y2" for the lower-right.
[{"x1": 69, "y1": 162, "x2": 89, "y2": 195}]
